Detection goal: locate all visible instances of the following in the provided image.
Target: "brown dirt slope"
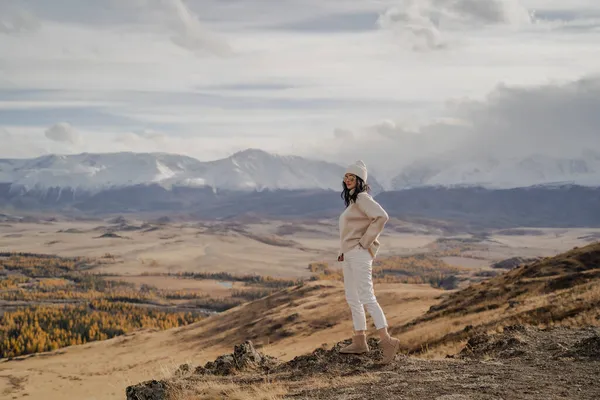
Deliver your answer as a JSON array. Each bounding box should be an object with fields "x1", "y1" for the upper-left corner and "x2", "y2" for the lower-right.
[
  {"x1": 428, "y1": 241, "x2": 600, "y2": 317},
  {"x1": 126, "y1": 324, "x2": 600, "y2": 400},
  {"x1": 391, "y1": 242, "x2": 600, "y2": 354}
]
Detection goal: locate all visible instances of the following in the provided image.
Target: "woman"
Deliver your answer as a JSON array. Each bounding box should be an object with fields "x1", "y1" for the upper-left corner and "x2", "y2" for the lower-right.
[{"x1": 337, "y1": 160, "x2": 400, "y2": 364}]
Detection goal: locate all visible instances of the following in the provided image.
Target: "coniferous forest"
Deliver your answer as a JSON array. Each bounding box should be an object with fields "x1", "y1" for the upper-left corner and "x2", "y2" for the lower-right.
[
  {"x1": 0, "y1": 252, "x2": 303, "y2": 358},
  {"x1": 0, "y1": 253, "x2": 206, "y2": 358}
]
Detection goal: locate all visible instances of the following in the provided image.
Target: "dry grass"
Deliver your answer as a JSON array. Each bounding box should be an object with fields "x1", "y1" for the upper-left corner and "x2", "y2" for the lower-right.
[
  {"x1": 0, "y1": 220, "x2": 335, "y2": 278},
  {"x1": 169, "y1": 373, "x2": 380, "y2": 400},
  {"x1": 172, "y1": 380, "x2": 288, "y2": 400},
  {"x1": 108, "y1": 276, "x2": 236, "y2": 295},
  {"x1": 390, "y1": 242, "x2": 600, "y2": 357}
]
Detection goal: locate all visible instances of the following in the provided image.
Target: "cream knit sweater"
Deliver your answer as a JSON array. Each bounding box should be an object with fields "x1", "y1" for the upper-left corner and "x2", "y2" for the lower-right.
[{"x1": 339, "y1": 192, "x2": 389, "y2": 259}]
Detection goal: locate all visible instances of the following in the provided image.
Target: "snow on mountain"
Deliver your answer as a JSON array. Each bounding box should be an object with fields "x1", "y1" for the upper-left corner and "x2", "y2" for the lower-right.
[
  {"x1": 198, "y1": 149, "x2": 346, "y2": 191},
  {"x1": 6, "y1": 149, "x2": 596, "y2": 195},
  {"x1": 391, "y1": 153, "x2": 600, "y2": 190},
  {"x1": 0, "y1": 149, "x2": 364, "y2": 193},
  {"x1": 0, "y1": 153, "x2": 204, "y2": 192}
]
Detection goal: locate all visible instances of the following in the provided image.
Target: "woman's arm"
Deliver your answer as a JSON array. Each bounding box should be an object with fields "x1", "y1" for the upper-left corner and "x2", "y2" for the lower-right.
[{"x1": 355, "y1": 192, "x2": 389, "y2": 249}]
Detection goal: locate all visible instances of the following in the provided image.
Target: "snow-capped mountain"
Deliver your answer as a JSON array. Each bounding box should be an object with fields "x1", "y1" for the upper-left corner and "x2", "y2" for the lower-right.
[
  {"x1": 1, "y1": 150, "x2": 599, "y2": 225},
  {"x1": 0, "y1": 152, "x2": 203, "y2": 192},
  {"x1": 199, "y1": 149, "x2": 348, "y2": 191},
  {"x1": 391, "y1": 153, "x2": 600, "y2": 190},
  {"x1": 2, "y1": 149, "x2": 597, "y2": 198},
  {"x1": 0, "y1": 149, "x2": 382, "y2": 193}
]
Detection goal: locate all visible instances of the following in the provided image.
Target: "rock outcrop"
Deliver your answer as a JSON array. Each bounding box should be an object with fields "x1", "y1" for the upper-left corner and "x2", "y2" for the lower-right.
[{"x1": 126, "y1": 326, "x2": 600, "y2": 400}]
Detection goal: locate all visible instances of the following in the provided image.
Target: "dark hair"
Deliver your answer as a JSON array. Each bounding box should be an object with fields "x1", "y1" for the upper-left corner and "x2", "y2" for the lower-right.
[{"x1": 341, "y1": 176, "x2": 370, "y2": 207}]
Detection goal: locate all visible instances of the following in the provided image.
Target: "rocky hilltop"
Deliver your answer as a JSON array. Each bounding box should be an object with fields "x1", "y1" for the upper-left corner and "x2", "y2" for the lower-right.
[{"x1": 127, "y1": 325, "x2": 600, "y2": 399}]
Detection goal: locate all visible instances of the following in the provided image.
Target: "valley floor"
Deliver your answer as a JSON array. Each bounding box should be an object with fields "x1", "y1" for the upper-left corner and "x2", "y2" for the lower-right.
[{"x1": 2, "y1": 219, "x2": 599, "y2": 278}]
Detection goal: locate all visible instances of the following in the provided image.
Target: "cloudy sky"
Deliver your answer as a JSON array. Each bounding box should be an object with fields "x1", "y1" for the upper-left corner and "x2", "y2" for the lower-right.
[{"x1": 1, "y1": 0, "x2": 599, "y2": 175}]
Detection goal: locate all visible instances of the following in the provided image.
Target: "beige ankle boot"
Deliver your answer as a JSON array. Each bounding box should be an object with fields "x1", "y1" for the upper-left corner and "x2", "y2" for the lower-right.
[
  {"x1": 340, "y1": 333, "x2": 369, "y2": 354},
  {"x1": 379, "y1": 336, "x2": 400, "y2": 364}
]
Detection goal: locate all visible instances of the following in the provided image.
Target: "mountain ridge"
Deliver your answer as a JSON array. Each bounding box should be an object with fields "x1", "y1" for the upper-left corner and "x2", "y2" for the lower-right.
[
  {"x1": 0, "y1": 149, "x2": 386, "y2": 195},
  {"x1": 3, "y1": 149, "x2": 600, "y2": 194},
  {"x1": 391, "y1": 152, "x2": 600, "y2": 190},
  {"x1": 2, "y1": 150, "x2": 600, "y2": 227}
]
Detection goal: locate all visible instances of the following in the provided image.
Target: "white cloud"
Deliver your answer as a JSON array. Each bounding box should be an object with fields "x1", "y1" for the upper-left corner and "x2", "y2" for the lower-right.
[
  {"x1": 3, "y1": 74, "x2": 600, "y2": 187},
  {"x1": 0, "y1": 2, "x2": 40, "y2": 35},
  {"x1": 0, "y1": 129, "x2": 40, "y2": 158},
  {"x1": 109, "y1": 128, "x2": 295, "y2": 160},
  {"x1": 164, "y1": 0, "x2": 231, "y2": 56},
  {"x1": 104, "y1": 0, "x2": 231, "y2": 56},
  {"x1": 0, "y1": 125, "x2": 289, "y2": 161},
  {"x1": 0, "y1": 127, "x2": 61, "y2": 158},
  {"x1": 445, "y1": 0, "x2": 532, "y2": 25},
  {"x1": 45, "y1": 123, "x2": 82, "y2": 145},
  {"x1": 0, "y1": 100, "x2": 117, "y2": 110},
  {"x1": 333, "y1": 128, "x2": 354, "y2": 140},
  {"x1": 378, "y1": 0, "x2": 532, "y2": 51},
  {"x1": 114, "y1": 130, "x2": 167, "y2": 149},
  {"x1": 303, "y1": 74, "x2": 600, "y2": 178},
  {"x1": 0, "y1": 0, "x2": 599, "y2": 166},
  {"x1": 452, "y1": 75, "x2": 600, "y2": 157}
]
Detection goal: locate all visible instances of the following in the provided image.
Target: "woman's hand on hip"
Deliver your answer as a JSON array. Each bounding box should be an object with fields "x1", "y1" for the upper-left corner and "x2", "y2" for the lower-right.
[{"x1": 337, "y1": 254, "x2": 344, "y2": 262}]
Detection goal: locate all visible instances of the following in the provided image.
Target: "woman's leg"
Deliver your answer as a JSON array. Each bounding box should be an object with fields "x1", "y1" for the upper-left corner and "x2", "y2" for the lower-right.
[
  {"x1": 353, "y1": 249, "x2": 387, "y2": 330},
  {"x1": 340, "y1": 252, "x2": 369, "y2": 354},
  {"x1": 353, "y1": 248, "x2": 400, "y2": 364},
  {"x1": 342, "y1": 254, "x2": 367, "y2": 331}
]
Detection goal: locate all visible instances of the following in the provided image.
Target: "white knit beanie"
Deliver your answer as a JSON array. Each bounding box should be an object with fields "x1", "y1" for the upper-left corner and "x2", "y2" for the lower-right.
[{"x1": 345, "y1": 160, "x2": 368, "y2": 182}]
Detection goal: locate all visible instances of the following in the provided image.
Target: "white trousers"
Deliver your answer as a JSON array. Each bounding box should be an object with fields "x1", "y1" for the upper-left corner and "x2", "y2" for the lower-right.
[{"x1": 342, "y1": 247, "x2": 388, "y2": 331}]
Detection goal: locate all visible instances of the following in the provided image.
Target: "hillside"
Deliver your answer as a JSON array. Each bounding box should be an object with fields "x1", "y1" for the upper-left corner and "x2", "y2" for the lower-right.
[
  {"x1": 126, "y1": 242, "x2": 600, "y2": 399},
  {"x1": 392, "y1": 241, "x2": 600, "y2": 354},
  {"x1": 0, "y1": 281, "x2": 443, "y2": 399},
  {"x1": 2, "y1": 242, "x2": 600, "y2": 399},
  {"x1": 127, "y1": 325, "x2": 600, "y2": 399}
]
